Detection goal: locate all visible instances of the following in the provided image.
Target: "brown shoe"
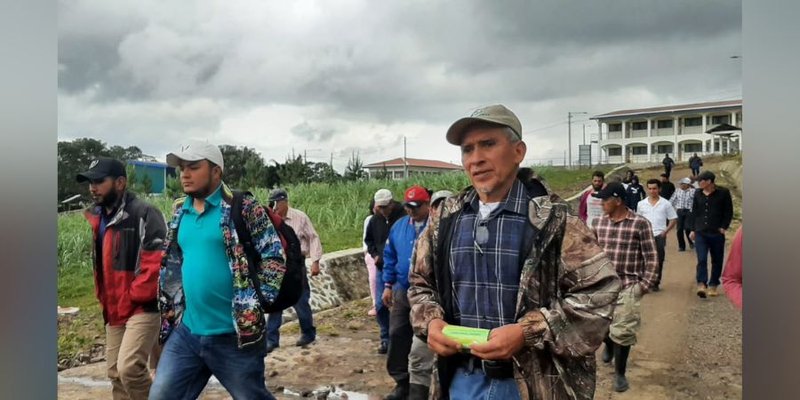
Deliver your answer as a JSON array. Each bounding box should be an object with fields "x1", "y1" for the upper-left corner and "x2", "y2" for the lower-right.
[
  {"x1": 696, "y1": 284, "x2": 707, "y2": 298},
  {"x1": 708, "y1": 286, "x2": 719, "y2": 297}
]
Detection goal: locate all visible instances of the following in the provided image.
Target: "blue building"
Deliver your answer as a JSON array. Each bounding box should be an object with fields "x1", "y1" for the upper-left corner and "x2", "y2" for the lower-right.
[{"x1": 126, "y1": 160, "x2": 177, "y2": 194}]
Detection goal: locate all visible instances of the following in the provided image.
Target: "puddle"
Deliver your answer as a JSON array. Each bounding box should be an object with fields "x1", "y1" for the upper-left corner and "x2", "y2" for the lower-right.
[
  {"x1": 282, "y1": 386, "x2": 381, "y2": 400},
  {"x1": 58, "y1": 376, "x2": 111, "y2": 388},
  {"x1": 59, "y1": 374, "x2": 378, "y2": 399}
]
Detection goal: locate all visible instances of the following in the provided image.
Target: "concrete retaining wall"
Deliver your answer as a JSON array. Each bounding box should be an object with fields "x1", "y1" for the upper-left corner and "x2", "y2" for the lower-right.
[{"x1": 281, "y1": 248, "x2": 370, "y2": 321}]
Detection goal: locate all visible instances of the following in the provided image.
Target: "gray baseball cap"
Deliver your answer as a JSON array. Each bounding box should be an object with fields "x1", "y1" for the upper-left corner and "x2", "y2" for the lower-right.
[
  {"x1": 446, "y1": 104, "x2": 522, "y2": 145},
  {"x1": 269, "y1": 188, "x2": 288, "y2": 202}
]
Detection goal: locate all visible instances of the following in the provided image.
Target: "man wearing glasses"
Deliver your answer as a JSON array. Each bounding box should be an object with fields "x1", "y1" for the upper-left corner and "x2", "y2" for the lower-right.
[
  {"x1": 408, "y1": 104, "x2": 621, "y2": 400},
  {"x1": 77, "y1": 158, "x2": 166, "y2": 400},
  {"x1": 380, "y1": 185, "x2": 431, "y2": 400}
]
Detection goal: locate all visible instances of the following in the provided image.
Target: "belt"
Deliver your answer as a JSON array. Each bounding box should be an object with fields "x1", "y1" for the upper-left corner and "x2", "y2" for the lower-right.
[{"x1": 456, "y1": 354, "x2": 515, "y2": 379}]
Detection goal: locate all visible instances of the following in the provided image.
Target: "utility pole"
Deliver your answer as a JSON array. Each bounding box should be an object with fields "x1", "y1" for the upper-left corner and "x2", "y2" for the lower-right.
[
  {"x1": 403, "y1": 136, "x2": 408, "y2": 179},
  {"x1": 567, "y1": 111, "x2": 588, "y2": 169},
  {"x1": 583, "y1": 124, "x2": 586, "y2": 145}
]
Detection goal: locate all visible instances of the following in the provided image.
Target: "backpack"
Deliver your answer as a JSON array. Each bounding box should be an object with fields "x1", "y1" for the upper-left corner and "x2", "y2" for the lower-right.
[{"x1": 231, "y1": 191, "x2": 305, "y2": 313}]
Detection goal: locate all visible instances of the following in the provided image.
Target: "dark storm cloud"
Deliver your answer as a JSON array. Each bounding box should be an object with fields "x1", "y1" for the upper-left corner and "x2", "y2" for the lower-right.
[
  {"x1": 290, "y1": 121, "x2": 337, "y2": 142},
  {"x1": 58, "y1": 0, "x2": 741, "y2": 153}
]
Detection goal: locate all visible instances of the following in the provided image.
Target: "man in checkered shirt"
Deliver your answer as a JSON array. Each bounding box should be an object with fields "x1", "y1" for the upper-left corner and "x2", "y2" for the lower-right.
[{"x1": 590, "y1": 181, "x2": 659, "y2": 393}]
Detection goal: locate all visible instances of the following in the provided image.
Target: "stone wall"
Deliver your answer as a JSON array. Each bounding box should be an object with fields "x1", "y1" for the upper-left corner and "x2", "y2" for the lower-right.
[{"x1": 280, "y1": 248, "x2": 370, "y2": 321}]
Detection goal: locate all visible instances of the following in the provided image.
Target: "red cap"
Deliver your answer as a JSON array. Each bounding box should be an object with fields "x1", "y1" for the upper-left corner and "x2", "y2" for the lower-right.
[{"x1": 404, "y1": 185, "x2": 431, "y2": 207}]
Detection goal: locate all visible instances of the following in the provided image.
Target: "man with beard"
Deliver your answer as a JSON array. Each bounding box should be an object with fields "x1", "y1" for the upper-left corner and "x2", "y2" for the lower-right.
[
  {"x1": 408, "y1": 104, "x2": 620, "y2": 400},
  {"x1": 578, "y1": 170, "x2": 605, "y2": 227},
  {"x1": 364, "y1": 188, "x2": 406, "y2": 354},
  {"x1": 78, "y1": 158, "x2": 166, "y2": 400},
  {"x1": 151, "y1": 141, "x2": 286, "y2": 399}
]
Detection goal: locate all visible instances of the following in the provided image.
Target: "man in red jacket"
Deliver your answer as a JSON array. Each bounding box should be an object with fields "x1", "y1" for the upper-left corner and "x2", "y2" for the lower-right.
[{"x1": 78, "y1": 158, "x2": 166, "y2": 400}]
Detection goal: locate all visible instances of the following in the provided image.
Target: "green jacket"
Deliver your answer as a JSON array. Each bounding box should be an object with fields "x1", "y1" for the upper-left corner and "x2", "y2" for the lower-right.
[{"x1": 408, "y1": 170, "x2": 621, "y2": 400}]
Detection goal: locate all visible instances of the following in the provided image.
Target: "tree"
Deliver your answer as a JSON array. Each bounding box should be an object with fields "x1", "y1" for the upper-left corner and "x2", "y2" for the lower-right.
[
  {"x1": 219, "y1": 145, "x2": 269, "y2": 189},
  {"x1": 107, "y1": 145, "x2": 143, "y2": 162},
  {"x1": 164, "y1": 174, "x2": 183, "y2": 199},
  {"x1": 310, "y1": 162, "x2": 341, "y2": 183},
  {"x1": 58, "y1": 138, "x2": 152, "y2": 210},
  {"x1": 277, "y1": 154, "x2": 313, "y2": 185},
  {"x1": 141, "y1": 174, "x2": 153, "y2": 194},
  {"x1": 344, "y1": 151, "x2": 366, "y2": 181},
  {"x1": 373, "y1": 163, "x2": 391, "y2": 180}
]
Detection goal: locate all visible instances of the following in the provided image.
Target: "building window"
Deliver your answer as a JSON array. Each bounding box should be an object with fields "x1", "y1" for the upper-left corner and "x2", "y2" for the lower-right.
[
  {"x1": 684, "y1": 143, "x2": 702, "y2": 152},
  {"x1": 608, "y1": 147, "x2": 622, "y2": 156},
  {"x1": 712, "y1": 115, "x2": 730, "y2": 125},
  {"x1": 631, "y1": 121, "x2": 647, "y2": 130},
  {"x1": 631, "y1": 146, "x2": 647, "y2": 155},
  {"x1": 656, "y1": 144, "x2": 674, "y2": 154},
  {"x1": 656, "y1": 120, "x2": 673, "y2": 129},
  {"x1": 608, "y1": 123, "x2": 622, "y2": 132},
  {"x1": 684, "y1": 117, "x2": 702, "y2": 127}
]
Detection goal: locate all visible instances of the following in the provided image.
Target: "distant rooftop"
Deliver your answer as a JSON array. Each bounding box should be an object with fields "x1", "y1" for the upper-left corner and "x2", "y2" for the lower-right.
[
  {"x1": 593, "y1": 99, "x2": 742, "y2": 120},
  {"x1": 364, "y1": 157, "x2": 462, "y2": 170}
]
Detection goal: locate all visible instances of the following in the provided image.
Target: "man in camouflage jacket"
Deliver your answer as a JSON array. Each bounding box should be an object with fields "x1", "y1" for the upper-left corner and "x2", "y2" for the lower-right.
[{"x1": 408, "y1": 104, "x2": 621, "y2": 400}]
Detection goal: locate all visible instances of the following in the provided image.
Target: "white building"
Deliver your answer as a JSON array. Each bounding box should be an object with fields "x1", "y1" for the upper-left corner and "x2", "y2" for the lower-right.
[
  {"x1": 364, "y1": 157, "x2": 462, "y2": 180},
  {"x1": 592, "y1": 99, "x2": 742, "y2": 164}
]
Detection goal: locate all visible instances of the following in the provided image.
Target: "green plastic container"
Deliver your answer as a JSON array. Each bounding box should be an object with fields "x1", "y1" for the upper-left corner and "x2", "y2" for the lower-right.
[{"x1": 442, "y1": 325, "x2": 491, "y2": 348}]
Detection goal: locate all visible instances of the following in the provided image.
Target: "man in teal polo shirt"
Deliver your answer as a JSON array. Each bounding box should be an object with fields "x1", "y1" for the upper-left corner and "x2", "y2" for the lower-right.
[{"x1": 151, "y1": 140, "x2": 286, "y2": 400}]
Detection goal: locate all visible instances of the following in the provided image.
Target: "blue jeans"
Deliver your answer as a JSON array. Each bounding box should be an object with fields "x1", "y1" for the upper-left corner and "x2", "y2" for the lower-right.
[
  {"x1": 266, "y1": 274, "x2": 316, "y2": 346},
  {"x1": 449, "y1": 366, "x2": 520, "y2": 400},
  {"x1": 695, "y1": 231, "x2": 726, "y2": 287},
  {"x1": 149, "y1": 323, "x2": 274, "y2": 400},
  {"x1": 375, "y1": 268, "x2": 390, "y2": 343}
]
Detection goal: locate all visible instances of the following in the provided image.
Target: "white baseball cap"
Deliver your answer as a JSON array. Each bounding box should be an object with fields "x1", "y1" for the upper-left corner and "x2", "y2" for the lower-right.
[
  {"x1": 373, "y1": 188, "x2": 393, "y2": 206},
  {"x1": 166, "y1": 140, "x2": 224, "y2": 171},
  {"x1": 431, "y1": 190, "x2": 454, "y2": 206},
  {"x1": 679, "y1": 177, "x2": 692, "y2": 185}
]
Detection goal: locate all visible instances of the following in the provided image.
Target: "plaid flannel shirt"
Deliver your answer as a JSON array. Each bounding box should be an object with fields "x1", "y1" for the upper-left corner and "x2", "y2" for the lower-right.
[
  {"x1": 670, "y1": 187, "x2": 696, "y2": 211},
  {"x1": 449, "y1": 179, "x2": 531, "y2": 329},
  {"x1": 591, "y1": 210, "x2": 659, "y2": 289}
]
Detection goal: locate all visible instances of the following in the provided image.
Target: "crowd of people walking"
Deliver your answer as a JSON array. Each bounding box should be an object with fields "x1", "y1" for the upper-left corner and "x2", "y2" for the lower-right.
[{"x1": 74, "y1": 104, "x2": 740, "y2": 400}]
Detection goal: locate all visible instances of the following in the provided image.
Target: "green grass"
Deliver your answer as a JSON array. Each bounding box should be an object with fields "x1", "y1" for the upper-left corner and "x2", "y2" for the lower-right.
[{"x1": 57, "y1": 165, "x2": 616, "y2": 363}]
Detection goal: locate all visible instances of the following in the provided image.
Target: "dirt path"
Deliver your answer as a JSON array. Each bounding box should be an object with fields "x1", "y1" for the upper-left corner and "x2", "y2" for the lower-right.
[{"x1": 57, "y1": 240, "x2": 742, "y2": 400}]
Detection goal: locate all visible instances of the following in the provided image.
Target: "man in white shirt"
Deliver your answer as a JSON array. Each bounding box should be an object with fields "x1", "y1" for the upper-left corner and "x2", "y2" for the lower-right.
[{"x1": 637, "y1": 179, "x2": 678, "y2": 292}]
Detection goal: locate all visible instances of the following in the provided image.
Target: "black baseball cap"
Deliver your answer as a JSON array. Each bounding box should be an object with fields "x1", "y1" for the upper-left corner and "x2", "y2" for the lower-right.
[
  {"x1": 76, "y1": 158, "x2": 127, "y2": 183},
  {"x1": 696, "y1": 171, "x2": 716, "y2": 182},
  {"x1": 592, "y1": 182, "x2": 626, "y2": 200}
]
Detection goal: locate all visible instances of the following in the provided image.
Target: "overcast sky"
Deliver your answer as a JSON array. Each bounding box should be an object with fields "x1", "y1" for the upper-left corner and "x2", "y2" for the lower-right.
[{"x1": 58, "y1": 0, "x2": 741, "y2": 170}]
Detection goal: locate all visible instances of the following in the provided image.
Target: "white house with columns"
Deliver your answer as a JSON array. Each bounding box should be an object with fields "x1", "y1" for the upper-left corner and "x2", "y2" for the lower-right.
[{"x1": 592, "y1": 99, "x2": 742, "y2": 164}]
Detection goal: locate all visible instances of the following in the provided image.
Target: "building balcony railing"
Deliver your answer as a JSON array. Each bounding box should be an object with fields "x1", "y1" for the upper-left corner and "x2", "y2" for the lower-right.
[
  {"x1": 630, "y1": 130, "x2": 648, "y2": 138},
  {"x1": 681, "y1": 126, "x2": 703, "y2": 135}
]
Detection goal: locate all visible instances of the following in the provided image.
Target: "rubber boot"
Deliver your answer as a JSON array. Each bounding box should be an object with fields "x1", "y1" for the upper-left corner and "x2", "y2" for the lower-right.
[
  {"x1": 601, "y1": 336, "x2": 614, "y2": 363},
  {"x1": 384, "y1": 379, "x2": 409, "y2": 400},
  {"x1": 614, "y1": 344, "x2": 631, "y2": 392},
  {"x1": 407, "y1": 383, "x2": 429, "y2": 400}
]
